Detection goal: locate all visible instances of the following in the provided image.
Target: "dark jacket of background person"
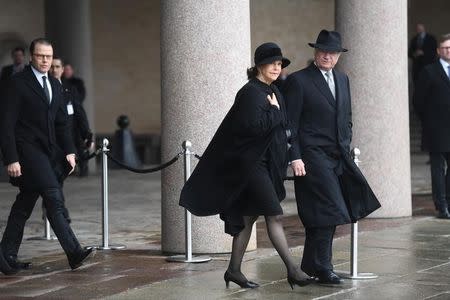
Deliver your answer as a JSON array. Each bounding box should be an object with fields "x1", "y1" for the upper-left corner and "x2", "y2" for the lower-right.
[
  {"x1": 413, "y1": 61, "x2": 450, "y2": 152},
  {"x1": 409, "y1": 33, "x2": 437, "y2": 82},
  {"x1": 0, "y1": 66, "x2": 75, "y2": 190},
  {"x1": 60, "y1": 82, "x2": 92, "y2": 151},
  {"x1": 283, "y1": 63, "x2": 380, "y2": 228},
  {"x1": 179, "y1": 78, "x2": 289, "y2": 234},
  {"x1": 64, "y1": 77, "x2": 86, "y2": 104}
]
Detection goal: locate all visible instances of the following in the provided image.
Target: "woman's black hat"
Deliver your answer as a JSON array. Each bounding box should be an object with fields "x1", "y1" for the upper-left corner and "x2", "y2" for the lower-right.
[
  {"x1": 308, "y1": 30, "x2": 348, "y2": 52},
  {"x1": 254, "y1": 42, "x2": 290, "y2": 68}
]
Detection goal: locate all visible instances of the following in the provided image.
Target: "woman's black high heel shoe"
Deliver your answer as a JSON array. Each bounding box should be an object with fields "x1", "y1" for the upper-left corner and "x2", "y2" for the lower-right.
[
  {"x1": 224, "y1": 271, "x2": 260, "y2": 289},
  {"x1": 287, "y1": 275, "x2": 312, "y2": 289}
]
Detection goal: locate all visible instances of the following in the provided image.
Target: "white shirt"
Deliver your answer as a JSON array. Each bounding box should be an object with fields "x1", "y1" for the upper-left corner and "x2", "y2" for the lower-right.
[
  {"x1": 31, "y1": 65, "x2": 52, "y2": 102},
  {"x1": 440, "y1": 58, "x2": 450, "y2": 78}
]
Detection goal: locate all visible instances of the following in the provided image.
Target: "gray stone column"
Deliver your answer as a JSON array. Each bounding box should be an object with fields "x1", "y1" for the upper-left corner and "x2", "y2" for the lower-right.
[
  {"x1": 45, "y1": 0, "x2": 95, "y2": 158},
  {"x1": 336, "y1": 0, "x2": 411, "y2": 217},
  {"x1": 161, "y1": 1, "x2": 253, "y2": 253}
]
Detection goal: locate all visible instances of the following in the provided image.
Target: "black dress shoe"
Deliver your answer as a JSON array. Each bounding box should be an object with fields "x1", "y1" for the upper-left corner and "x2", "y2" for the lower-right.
[
  {"x1": 6, "y1": 256, "x2": 32, "y2": 270},
  {"x1": 69, "y1": 248, "x2": 95, "y2": 270},
  {"x1": 224, "y1": 271, "x2": 260, "y2": 289},
  {"x1": 317, "y1": 270, "x2": 343, "y2": 284},
  {"x1": 0, "y1": 249, "x2": 19, "y2": 275}
]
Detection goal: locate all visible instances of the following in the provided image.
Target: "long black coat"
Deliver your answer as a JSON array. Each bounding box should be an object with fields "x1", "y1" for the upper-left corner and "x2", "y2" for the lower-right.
[
  {"x1": 283, "y1": 64, "x2": 380, "y2": 227},
  {"x1": 180, "y1": 79, "x2": 289, "y2": 227},
  {"x1": 0, "y1": 66, "x2": 75, "y2": 190},
  {"x1": 413, "y1": 61, "x2": 450, "y2": 152}
]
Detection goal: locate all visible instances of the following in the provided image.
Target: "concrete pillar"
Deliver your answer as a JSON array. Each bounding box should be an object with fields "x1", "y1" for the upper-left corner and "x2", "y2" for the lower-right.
[
  {"x1": 161, "y1": 1, "x2": 252, "y2": 253},
  {"x1": 45, "y1": 0, "x2": 95, "y2": 153},
  {"x1": 335, "y1": 0, "x2": 411, "y2": 217}
]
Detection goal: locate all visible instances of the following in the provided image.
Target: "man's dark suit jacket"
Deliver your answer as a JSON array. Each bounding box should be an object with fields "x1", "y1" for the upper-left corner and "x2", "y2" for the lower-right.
[
  {"x1": 413, "y1": 61, "x2": 450, "y2": 152},
  {"x1": 283, "y1": 63, "x2": 380, "y2": 227},
  {"x1": 0, "y1": 66, "x2": 75, "y2": 190}
]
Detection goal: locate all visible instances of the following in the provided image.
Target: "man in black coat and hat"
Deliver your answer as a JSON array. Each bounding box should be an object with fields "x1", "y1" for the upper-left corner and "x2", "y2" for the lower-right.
[{"x1": 283, "y1": 30, "x2": 380, "y2": 284}]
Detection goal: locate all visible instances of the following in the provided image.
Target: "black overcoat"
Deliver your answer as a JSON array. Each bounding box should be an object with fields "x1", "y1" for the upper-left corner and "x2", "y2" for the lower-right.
[
  {"x1": 283, "y1": 64, "x2": 380, "y2": 227},
  {"x1": 0, "y1": 66, "x2": 75, "y2": 190},
  {"x1": 413, "y1": 61, "x2": 450, "y2": 152},
  {"x1": 180, "y1": 79, "x2": 289, "y2": 226}
]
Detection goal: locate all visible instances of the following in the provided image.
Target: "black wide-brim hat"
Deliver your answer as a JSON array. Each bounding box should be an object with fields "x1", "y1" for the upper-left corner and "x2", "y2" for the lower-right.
[
  {"x1": 254, "y1": 42, "x2": 290, "y2": 68},
  {"x1": 308, "y1": 29, "x2": 348, "y2": 52}
]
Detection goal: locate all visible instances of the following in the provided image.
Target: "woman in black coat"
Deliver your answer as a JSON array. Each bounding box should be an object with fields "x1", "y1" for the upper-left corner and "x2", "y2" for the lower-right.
[{"x1": 180, "y1": 43, "x2": 310, "y2": 289}]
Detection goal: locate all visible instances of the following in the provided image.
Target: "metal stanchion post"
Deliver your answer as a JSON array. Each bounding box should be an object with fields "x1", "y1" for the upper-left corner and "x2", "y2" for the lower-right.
[
  {"x1": 340, "y1": 147, "x2": 377, "y2": 280},
  {"x1": 28, "y1": 205, "x2": 57, "y2": 241},
  {"x1": 96, "y1": 138, "x2": 126, "y2": 250},
  {"x1": 166, "y1": 141, "x2": 211, "y2": 263}
]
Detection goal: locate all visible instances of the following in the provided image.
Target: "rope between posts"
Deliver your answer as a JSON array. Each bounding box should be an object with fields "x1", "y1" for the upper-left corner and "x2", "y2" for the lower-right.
[{"x1": 105, "y1": 151, "x2": 183, "y2": 174}]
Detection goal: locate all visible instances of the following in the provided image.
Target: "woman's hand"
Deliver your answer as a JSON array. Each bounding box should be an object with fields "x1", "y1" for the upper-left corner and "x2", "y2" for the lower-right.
[{"x1": 267, "y1": 93, "x2": 280, "y2": 110}]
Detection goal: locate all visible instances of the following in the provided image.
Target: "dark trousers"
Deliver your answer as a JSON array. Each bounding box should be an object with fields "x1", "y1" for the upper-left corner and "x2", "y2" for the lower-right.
[
  {"x1": 430, "y1": 152, "x2": 450, "y2": 211},
  {"x1": 301, "y1": 226, "x2": 336, "y2": 276},
  {"x1": 1, "y1": 187, "x2": 82, "y2": 261}
]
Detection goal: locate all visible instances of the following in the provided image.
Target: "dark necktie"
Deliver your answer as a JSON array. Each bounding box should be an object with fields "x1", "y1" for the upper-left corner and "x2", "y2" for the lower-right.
[
  {"x1": 448, "y1": 66, "x2": 450, "y2": 79},
  {"x1": 42, "y1": 76, "x2": 51, "y2": 103}
]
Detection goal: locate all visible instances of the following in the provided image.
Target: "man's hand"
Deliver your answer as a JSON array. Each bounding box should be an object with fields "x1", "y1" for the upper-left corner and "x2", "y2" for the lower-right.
[
  {"x1": 66, "y1": 154, "x2": 76, "y2": 175},
  {"x1": 7, "y1": 162, "x2": 22, "y2": 177},
  {"x1": 290, "y1": 159, "x2": 306, "y2": 176}
]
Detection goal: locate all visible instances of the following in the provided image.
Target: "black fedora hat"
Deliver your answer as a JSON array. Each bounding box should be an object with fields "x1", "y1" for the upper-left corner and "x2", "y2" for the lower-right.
[
  {"x1": 308, "y1": 30, "x2": 348, "y2": 52},
  {"x1": 254, "y1": 42, "x2": 290, "y2": 68}
]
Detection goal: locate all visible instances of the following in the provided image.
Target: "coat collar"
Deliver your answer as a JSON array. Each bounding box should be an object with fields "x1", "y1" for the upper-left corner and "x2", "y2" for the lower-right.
[
  {"x1": 23, "y1": 66, "x2": 59, "y2": 107},
  {"x1": 307, "y1": 64, "x2": 336, "y2": 108}
]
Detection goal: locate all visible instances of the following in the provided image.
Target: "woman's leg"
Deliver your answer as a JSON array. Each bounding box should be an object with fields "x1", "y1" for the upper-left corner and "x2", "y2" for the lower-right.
[
  {"x1": 227, "y1": 215, "x2": 259, "y2": 280},
  {"x1": 265, "y1": 215, "x2": 308, "y2": 280}
]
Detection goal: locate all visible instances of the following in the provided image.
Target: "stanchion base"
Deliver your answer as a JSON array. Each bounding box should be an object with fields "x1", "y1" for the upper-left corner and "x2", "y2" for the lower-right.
[
  {"x1": 27, "y1": 236, "x2": 58, "y2": 241},
  {"x1": 166, "y1": 255, "x2": 212, "y2": 263},
  {"x1": 96, "y1": 244, "x2": 126, "y2": 250},
  {"x1": 338, "y1": 272, "x2": 378, "y2": 280}
]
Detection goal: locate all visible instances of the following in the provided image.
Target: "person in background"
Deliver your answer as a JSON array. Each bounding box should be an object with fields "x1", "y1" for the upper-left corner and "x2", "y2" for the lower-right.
[
  {"x1": 413, "y1": 34, "x2": 450, "y2": 219},
  {"x1": 52, "y1": 57, "x2": 93, "y2": 177},
  {"x1": 409, "y1": 23, "x2": 437, "y2": 85},
  {"x1": 63, "y1": 62, "x2": 86, "y2": 104}
]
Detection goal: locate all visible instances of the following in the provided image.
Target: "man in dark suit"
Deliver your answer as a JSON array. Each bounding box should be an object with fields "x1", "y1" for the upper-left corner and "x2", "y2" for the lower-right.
[
  {"x1": 0, "y1": 47, "x2": 26, "y2": 101},
  {"x1": 413, "y1": 34, "x2": 450, "y2": 219},
  {"x1": 0, "y1": 38, "x2": 93, "y2": 275},
  {"x1": 63, "y1": 63, "x2": 86, "y2": 104},
  {"x1": 283, "y1": 30, "x2": 380, "y2": 284},
  {"x1": 51, "y1": 56, "x2": 93, "y2": 178},
  {"x1": 409, "y1": 23, "x2": 437, "y2": 84},
  {"x1": 0, "y1": 46, "x2": 26, "y2": 82}
]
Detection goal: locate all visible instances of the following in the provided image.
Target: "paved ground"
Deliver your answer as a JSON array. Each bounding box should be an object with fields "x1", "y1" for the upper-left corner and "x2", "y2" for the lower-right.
[{"x1": 1, "y1": 153, "x2": 449, "y2": 300}]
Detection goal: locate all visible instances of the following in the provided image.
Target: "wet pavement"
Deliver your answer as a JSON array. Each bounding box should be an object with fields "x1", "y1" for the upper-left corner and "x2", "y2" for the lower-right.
[{"x1": 1, "y1": 153, "x2": 449, "y2": 300}]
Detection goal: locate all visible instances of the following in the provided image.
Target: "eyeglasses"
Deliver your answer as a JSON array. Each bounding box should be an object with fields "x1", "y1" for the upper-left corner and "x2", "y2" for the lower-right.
[
  {"x1": 439, "y1": 47, "x2": 450, "y2": 50},
  {"x1": 33, "y1": 54, "x2": 53, "y2": 60}
]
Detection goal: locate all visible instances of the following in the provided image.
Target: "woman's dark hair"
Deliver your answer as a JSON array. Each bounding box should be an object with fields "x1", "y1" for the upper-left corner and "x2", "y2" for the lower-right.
[{"x1": 247, "y1": 66, "x2": 259, "y2": 79}]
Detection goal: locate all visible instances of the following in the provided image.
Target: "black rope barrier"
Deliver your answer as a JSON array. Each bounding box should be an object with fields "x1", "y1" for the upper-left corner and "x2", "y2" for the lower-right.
[{"x1": 105, "y1": 151, "x2": 183, "y2": 174}]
